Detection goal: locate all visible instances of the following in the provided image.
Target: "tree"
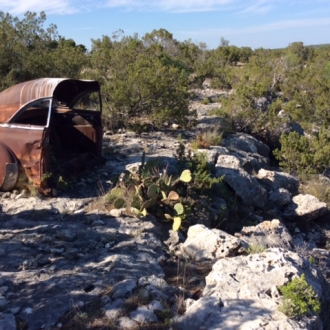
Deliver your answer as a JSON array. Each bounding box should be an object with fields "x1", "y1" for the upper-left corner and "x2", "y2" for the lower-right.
[
  {"x1": 0, "y1": 11, "x2": 87, "y2": 91},
  {"x1": 87, "y1": 32, "x2": 190, "y2": 128}
]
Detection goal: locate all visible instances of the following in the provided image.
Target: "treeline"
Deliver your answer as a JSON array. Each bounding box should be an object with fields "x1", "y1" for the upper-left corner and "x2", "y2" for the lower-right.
[{"x1": 1, "y1": 11, "x2": 330, "y2": 177}]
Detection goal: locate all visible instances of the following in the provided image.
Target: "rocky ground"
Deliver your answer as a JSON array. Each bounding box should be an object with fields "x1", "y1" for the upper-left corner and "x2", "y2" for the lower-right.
[{"x1": 1, "y1": 87, "x2": 330, "y2": 330}]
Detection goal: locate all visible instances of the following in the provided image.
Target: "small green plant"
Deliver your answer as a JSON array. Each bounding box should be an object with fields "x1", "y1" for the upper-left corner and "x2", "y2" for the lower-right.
[
  {"x1": 308, "y1": 256, "x2": 315, "y2": 264},
  {"x1": 278, "y1": 274, "x2": 321, "y2": 318},
  {"x1": 56, "y1": 175, "x2": 70, "y2": 190},
  {"x1": 201, "y1": 97, "x2": 212, "y2": 105},
  {"x1": 245, "y1": 244, "x2": 266, "y2": 254},
  {"x1": 175, "y1": 138, "x2": 223, "y2": 191},
  {"x1": 27, "y1": 180, "x2": 39, "y2": 197}
]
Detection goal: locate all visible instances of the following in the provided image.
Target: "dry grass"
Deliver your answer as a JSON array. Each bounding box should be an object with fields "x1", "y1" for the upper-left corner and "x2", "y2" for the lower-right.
[
  {"x1": 300, "y1": 176, "x2": 330, "y2": 206},
  {"x1": 59, "y1": 298, "x2": 111, "y2": 330},
  {"x1": 191, "y1": 126, "x2": 223, "y2": 149}
]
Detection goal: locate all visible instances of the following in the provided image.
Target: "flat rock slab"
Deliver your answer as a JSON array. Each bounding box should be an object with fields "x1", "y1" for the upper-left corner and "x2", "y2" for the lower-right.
[{"x1": 0, "y1": 198, "x2": 165, "y2": 329}]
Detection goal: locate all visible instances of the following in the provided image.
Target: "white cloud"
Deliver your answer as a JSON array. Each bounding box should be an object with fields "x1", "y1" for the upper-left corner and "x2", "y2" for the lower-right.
[
  {"x1": 0, "y1": 0, "x2": 237, "y2": 15},
  {"x1": 235, "y1": 0, "x2": 273, "y2": 15},
  {"x1": 1, "y1": 0, "x2": 329, "y2": 16},
  {"x1": 0, "y1": 0, "x2": 79, "y2": 15},
  {"x1": 104, "y1": 0, "x2": 235, "y2": 13},
  {"x1": 102, "y1": 0, "x2": 329, "y2": 14}
]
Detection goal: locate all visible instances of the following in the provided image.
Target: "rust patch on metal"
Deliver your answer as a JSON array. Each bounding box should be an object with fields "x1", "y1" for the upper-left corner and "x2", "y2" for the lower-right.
[{"x1": 0, "y1": 78, "x2": 104, "y2": 193}]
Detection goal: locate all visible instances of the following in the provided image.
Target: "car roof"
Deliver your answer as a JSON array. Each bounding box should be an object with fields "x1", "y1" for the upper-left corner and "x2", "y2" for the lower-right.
[{"x1": 0, "y1": 78, "x2": 100, "y2": 123}]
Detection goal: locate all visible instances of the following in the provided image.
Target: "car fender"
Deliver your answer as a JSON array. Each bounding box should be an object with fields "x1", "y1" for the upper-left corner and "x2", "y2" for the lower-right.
[{"x1": 0, "y1": 142, "x2": 19, "y2": 191}]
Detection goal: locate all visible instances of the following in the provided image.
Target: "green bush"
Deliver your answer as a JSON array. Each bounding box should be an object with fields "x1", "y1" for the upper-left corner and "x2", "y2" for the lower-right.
[
  {"x1": 278, "y1": 274, "x2": 321, "y2": 318},
  {"x1": 201, "y1": 97, "x2": 212, "y2": 105},
  {"x1": 88, "y1": 31, "x2": 191, "y2": 128},
  {"x1": 274, "y1": 126, "x2": 330, "y2": 178}
]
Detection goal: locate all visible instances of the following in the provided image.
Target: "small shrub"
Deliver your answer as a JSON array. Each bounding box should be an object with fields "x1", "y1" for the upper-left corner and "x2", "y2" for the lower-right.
[
  {"x1": 27, "y1": 180, "x2": 39, "y2": 197},
  {"x1": 191, "y1": 127, "x2": 222, "y2": 149},
  {"x1": 201, "y1": 97, "x2": 212, "y2": 105},
  {"x1": 278, "y1": 274, "x2": 321, "y2": 318},
  {"x1": 245, "y1": 244, "x2": 266, "y2": 254},
  {"x1": 274, "y1": 126, "x2": 330, "y2": 178},
  {"x1": 308, "y1": 256, "x2": 316, "y2": 264},
  {"x1": 300, "y1": 176, "x2": 330, "y2": 206}
]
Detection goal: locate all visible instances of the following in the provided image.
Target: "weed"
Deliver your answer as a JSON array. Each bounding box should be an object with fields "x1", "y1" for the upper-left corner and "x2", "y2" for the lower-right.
[
  {"x1": 200, "y1": 97, "x2": 212, "y2": 105},
  {"x1": 300, "y1": 176, "x2": 330, "y2": 206},
  {"x1": 308, "y1": 256, "x2": 316, "y2": 264},
  {"x1": 122, "y1": 294, "x2": 140, "y2": 314},
  {"x1": 26, "y1": 180, "x2": 39, "y2": 197},
  {"x1": 191, "y1": 126, "x2": 222, "y2": 149},
  {"x1": 175, "y1": 139, "x2": 223, "y2": 191},
  {"x1": 245, "y1": 244, "x2": 266, "y2": 254},
  {"x1": 154, "y1": 307, "x2": 172, "y2": 326},
  {"x1": 278, "y1": 274, "x2": 321, "y2": 318}
]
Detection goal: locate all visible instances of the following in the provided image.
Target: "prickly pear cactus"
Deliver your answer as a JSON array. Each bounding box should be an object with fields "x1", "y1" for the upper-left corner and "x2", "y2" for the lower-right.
[
  {"x1": 113, "y1": 197, "x2": 125, "y2": 209},
  {"x1": 147, "y1": 184, "x2": 159, "y2": 198},
  {"x1": 174, "y1": 203, "x2": 184, "y2": 215},
  {"x1": 180, "y1": 169, "x2": 192, "y2": 183},
  {"x1": 173, "y1": 217, "x2": 182, "y2": 231}
]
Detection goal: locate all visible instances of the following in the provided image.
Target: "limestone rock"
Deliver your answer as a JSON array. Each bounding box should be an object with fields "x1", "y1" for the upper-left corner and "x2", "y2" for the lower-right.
[
  {"x1": 0, "y1": 312, "x2": 16, "y2": 330},
  {"x1": 111, "y1": 279, "x2": 137, "y2": 299},
  {"x1": 256, "y1": 168, "x2": 300, "y2": 194},
  {"x1": 180, "y1": 224, "x2": 244, "y2": 261},
  {"x1": 216, "y1": 157, "x2": 267, "y2": 209},
  {"x1": 173, "y1": 248, "x2": 330, "y2": 330},
  {"x1": 130, "y1": 305, "x2": 158, "y2": 323},
  {"x1": 104, "y1": 299, "x2": 125, "y2": 320},
  {"x1": 236, "y1": 219, "x2": 292, "y2": 250},
  {"x1": 222, "y1": 132, "x2": 270, "y2": 158},
  {"x1": 116, "y1": 316, "x2": 139, "y2": 329},
  {"x1": 283, "y1": 194, "x2": 328, "y2": 221},
  {"x1": 268, "y1": 188, "x2": 292, "y2": 210},
  {"x1": 197, "y1": 146, "x2": 229, "y2": 167}
]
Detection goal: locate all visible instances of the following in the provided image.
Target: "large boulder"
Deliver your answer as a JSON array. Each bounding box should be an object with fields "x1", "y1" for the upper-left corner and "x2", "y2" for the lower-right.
[
  {"x1": 282, "y1": 194, "x2": 328, "y2": 222},
  {"x1": 256, "y1": 168, "x2": 300, "y2": 195},
  {"x1": 172, "y1": 248, "x2": 330, "y2": 330},
  {"x1": 180, "y1": 224, "x2": 245, "y2": 261},
  {"x1": 216, "y1": 155, "x2": 267, "y2": 209},
  {"x1": 268, "y1": 188, "x2": 292, "y2": 210},
  {"x1": 222, "y1": 132, "x2": 270, "y2": 158}
]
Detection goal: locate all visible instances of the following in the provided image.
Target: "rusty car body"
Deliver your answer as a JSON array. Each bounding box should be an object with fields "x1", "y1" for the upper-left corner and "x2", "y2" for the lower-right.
[{"x1": 0, "y1": 78, "x2": 104, "y2": 193}]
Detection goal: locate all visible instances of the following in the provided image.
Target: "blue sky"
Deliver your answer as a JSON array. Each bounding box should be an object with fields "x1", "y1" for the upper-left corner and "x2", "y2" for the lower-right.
[{"x1": 1, "y1": 0, "x2": 330, "y2": 50}]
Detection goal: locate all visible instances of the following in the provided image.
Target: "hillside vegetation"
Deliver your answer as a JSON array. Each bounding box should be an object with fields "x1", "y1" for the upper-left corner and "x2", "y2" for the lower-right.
[{"x1": 1, "y1": 11, "x2": 330, "y2": 179}]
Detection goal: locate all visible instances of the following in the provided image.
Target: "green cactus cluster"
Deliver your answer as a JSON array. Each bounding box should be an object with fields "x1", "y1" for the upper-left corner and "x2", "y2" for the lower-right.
[{"x1": 106, "y1": 152, "x2": 192, "y2": 231}]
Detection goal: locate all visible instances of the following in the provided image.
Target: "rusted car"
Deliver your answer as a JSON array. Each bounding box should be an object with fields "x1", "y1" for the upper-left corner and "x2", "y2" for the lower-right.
[{"x1": 0, "y1": 78, "x2": 104, "y2": 193}]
